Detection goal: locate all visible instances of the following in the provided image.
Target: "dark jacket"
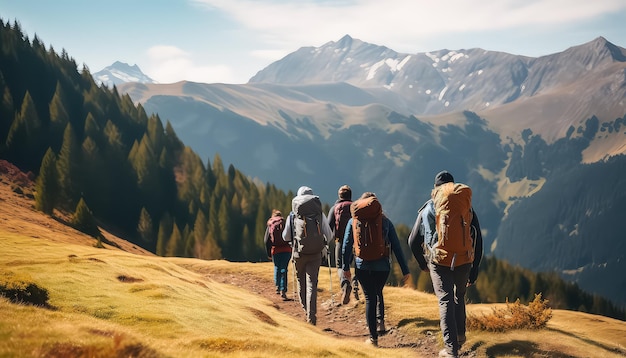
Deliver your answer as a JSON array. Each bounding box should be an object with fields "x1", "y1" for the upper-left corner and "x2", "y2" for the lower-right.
[{"x1": 327, "y1": 199, "x2": 352, "y2": 241}]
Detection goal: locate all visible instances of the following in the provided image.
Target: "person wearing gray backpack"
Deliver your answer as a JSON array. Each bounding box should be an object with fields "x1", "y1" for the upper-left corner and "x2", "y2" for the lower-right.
[{"x1": 282, "y1": 186, "x2": 333, "y2": 325}]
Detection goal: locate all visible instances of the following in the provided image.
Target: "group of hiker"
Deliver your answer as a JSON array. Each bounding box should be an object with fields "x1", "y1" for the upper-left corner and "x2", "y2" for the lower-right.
[{"x1": 263, "y1": 171, "x2": 483, "y2": 358}]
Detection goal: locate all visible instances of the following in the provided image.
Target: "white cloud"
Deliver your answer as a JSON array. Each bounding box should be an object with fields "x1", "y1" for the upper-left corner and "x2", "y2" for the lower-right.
[
  {"x1": 192, "y1": 0, "x2": 626, "y2": 54},
  {"x1": 146, "y1": 45, "x2": 233, "y2": 84}
]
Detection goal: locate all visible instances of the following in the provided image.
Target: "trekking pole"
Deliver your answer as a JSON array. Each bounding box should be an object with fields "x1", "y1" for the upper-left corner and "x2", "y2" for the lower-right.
[
  {"x1": 292, "y1": 256, "x2": 297, "y2": 301},
  {"x1": 324, "y1": 236, "x2": 333, "y2": 305},
  {"x1": 328, "y1": 249, "x2": 334, "y2": 305}
]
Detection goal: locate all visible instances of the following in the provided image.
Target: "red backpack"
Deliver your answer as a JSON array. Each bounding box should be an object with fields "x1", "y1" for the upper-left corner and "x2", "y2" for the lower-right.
[
  {"x1": 351, "y1": 196, "x2": 388, "y2": 261},
  {"x1": 267, "y1": 216, "x2": 288, "y2": 247},
  {"x1": 334, "y1": 200, "x2": 352, "y2": 241}
]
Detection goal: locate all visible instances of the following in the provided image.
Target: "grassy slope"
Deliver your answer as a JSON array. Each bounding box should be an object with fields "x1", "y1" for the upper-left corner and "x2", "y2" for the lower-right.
[{"x1": 0, "y1": 176, "x2": 625, "y2": 357}]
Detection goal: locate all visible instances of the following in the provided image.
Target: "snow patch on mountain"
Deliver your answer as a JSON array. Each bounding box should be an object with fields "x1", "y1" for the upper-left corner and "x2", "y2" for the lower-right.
[{"x1": 93, "y1": 61, "x2": 156, "y2": 88}]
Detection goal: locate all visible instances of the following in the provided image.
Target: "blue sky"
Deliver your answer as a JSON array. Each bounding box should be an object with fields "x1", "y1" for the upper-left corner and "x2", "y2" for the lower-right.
[{"x1": 1, "y1": 0, "x2": 625, "y2": 84}]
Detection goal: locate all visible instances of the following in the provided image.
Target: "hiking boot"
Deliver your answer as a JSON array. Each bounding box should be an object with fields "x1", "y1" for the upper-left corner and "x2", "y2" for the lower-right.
[
  {"x1": 275, "y1": 287, "x2": 280, "y2": 295},
  {"x1": 377, "y1": 319, "x2": 386, "y2": 334},
  {"x1": 438, "y1": 348, "x2": 458, "y2": 358},
  {"x1": 341, "y1": 282, "x2": 352, "y2": 305},
  {"x1": 280, "y1": 291, "x2": 288, "y2": 301},
  {"x1": 365, "y1": 337, "x2": 378, "y2": 347},
  {"x1": 353, "y1": 285, "x2": 360, "y2": 301},
  {"x1": 458, "y1": 334, "x2": 466, "y2": 348}
]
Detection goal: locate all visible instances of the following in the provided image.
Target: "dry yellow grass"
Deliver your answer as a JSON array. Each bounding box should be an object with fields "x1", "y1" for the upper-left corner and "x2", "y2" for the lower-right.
[
  {"x1": 1, "y1": 173, "x2": 626, "y2": 357},
  {"x1": 0, "y1": 230, "x2": 415, "y2": 358}
]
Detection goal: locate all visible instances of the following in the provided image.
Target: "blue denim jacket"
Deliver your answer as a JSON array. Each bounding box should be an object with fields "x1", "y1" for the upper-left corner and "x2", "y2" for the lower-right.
[{"x1": 341, "y1": 216, "x2": 410, "y2": 275}]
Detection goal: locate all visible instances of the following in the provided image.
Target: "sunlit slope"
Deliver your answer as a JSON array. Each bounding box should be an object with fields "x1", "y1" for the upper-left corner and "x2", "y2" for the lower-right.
[
  {"x1": 2, "y1": 230, "x2": 626, "y2": 357},
  {"x1": 0, "y1": 231, "x2": 413, "y2": 357}
]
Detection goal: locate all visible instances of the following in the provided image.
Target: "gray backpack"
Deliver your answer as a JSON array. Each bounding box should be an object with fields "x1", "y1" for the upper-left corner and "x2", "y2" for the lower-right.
[{"x1": 291, "y1": 194, "x2": 325, "y2": 255}]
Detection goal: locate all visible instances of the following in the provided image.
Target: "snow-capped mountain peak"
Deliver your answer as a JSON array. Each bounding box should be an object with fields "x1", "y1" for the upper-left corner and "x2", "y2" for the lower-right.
[{"x1": 93, "y1": 61, "x2": 156, "y2": 88}]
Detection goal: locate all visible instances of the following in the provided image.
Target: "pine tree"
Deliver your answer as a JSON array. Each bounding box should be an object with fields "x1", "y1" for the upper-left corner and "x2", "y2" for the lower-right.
[
  {"x1": 218, "y1": 196, "x2": 230, "y2": 247},
  {"x1": 34, "y1": 148, "x2": 58, "y2": 215},
  {"x1": 166, "y1": 223, "x2": 182, "y2": 257},
  {"x1": 182, "y1": 224, "x2": 193, "y2": 257},
  {"x1": 137, "y1": 207, "x2": 154, "y2": 244},
  {"x1": 156, "y1": 212, "x2": 173, "y2": 256},
  {"x1": 48, "y1": 81, "x2": 69, "y2": 151},
  {"x1": 5, "y1": 91, "x2": 43, "y2": 170},
  {"x1": 0, "y1": 78, "x2": 14, "y2": 143},
  {"x1": 193, "y1": 210, "x2": 208, "y2": 259},
  {"x1": 71, "y1": 198, "x2": 101, "y2": 238},
  {"x1": 202, "y1": 231, "x2": 222, "y2": 260},
  {"x1": 146, "y1": 114, "x2": 165, "y2": 155},
  {"x1": 56, "y1": 123, "x2": 81, "y2": 209}
]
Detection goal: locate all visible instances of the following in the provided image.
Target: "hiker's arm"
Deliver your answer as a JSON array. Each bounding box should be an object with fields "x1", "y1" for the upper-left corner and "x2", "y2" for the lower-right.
[
  {"x1": 468, "y1": 209, "x2": 483, "y2": 285},
  {"x1": 387, "y1": 219, "x2": 411, "y2": 276},
  {"x1": 341, "y1": 218, "x2": 354, "y2": 273},
  {"x1": 422, "y1": 203, "x2": 436, "y2": 247},
  {"x1": 327, "y1": 204, "x2": 336, "y2": 236},
  {"x1": 282, "y1": 213, "x2": 293, "y2": 243},
  {"x1": 263, "y1": 225, "x2": 272, "y2": 258},
  {"x1": 321, "y1": 213, "x2": 333, "y2": 245},
  {"x1": 408, "y1": 211, "x2": 428, "y2": 271}
]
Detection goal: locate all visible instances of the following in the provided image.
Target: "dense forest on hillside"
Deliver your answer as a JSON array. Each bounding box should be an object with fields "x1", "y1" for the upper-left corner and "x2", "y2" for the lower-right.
[
  {"x1": 0, "y1": 18, "x2": 623, "y2": 320},
  {"x1": 0, "y1": 19, "x2": 294, "y2": 262}
]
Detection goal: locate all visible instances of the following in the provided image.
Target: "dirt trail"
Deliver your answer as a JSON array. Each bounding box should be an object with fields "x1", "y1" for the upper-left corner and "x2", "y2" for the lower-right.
[{"x1": 209, "y1": 271, "x2": 463, "y2": 357}]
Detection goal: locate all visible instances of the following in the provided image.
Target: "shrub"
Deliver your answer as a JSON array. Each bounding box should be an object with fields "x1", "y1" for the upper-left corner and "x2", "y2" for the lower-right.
[
  {"x1": 0, "y1": 271, "x2": 49, "y2": 306},
  {"x1": 467, "y1": 293, "x2": 552, "y2": 332}
]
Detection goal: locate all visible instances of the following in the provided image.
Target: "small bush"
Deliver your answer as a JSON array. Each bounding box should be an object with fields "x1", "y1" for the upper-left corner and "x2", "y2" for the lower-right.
[
  {"x1": 0, "y1": 271, "x2": 49, "y2": 306},
  {"x1": 467, "y1": 293, "x2": 552, "y2": 332}
]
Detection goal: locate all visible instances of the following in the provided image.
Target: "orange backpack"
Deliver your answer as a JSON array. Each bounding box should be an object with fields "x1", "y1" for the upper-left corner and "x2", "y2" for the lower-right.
[
  {"x1": 431, "y1": 182, "x2": 474, "y2": 268},
  {"x1": 351, "y1": 196, "x2": 388, "y2": 261}
]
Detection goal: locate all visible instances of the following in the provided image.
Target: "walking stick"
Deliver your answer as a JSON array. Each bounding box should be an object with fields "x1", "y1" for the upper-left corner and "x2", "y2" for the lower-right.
[
  {"x1": 292, "y1": 255, "x2": 297, "y2": 301},
  {"x1": 324, "y1": 236, "x2": 333, "y2": 305}
]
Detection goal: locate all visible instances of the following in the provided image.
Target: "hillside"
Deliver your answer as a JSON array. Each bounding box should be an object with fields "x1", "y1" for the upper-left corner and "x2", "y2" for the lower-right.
[{"x1": 1, "y1": 163, "x2": 626, "y2": 357}]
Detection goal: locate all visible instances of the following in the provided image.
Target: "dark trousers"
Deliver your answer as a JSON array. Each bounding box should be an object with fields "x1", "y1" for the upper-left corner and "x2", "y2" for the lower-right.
[
  {"x1": 335, "y1": 240, "x2": 358, "y2": 289},
  {"x1": 429, "y1": 262, "x2": 471, "y2": 356},
  {"x1": 356, "y1": 268, "x2": 389, "y2": 341}
]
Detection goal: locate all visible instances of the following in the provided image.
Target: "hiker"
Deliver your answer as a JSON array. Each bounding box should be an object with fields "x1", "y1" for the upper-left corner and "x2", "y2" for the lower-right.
[
  {"x1": 327, "y1": 184, "x2": 359, "y2": 304},
  {"x1": 264, "y1": 209, "x2": 291, "y2": 301},
  {"x1": 282, "y1": 186, "x2": 333, "y2": 325},
  {"x1": 407, "y1": 171, "x2": 483, "y2": 358},
  {"x1": 342, "y1": 192, "x2": 410, "y2": 347}
]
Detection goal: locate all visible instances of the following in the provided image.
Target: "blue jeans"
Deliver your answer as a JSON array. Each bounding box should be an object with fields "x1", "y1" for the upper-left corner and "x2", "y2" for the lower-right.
[
  {"x1": 429, "y1": 262, "x2": 471, "y2": 356},
  {"x1": 356, "y1": 268, "x2": 389, "y2": 341},
  {"x1": 272, "y1": 252, "x2": 291, "y2": 292}
]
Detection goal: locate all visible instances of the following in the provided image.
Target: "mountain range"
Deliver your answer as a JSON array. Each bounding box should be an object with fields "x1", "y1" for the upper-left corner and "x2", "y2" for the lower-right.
[{"x1": 108, "y1": 35, "x2": 626, "y2": 307}]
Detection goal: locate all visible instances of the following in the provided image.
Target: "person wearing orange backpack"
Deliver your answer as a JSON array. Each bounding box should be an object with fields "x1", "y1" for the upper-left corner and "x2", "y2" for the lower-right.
[
  {"x1": 408, "y1": 171, "x2": 483, "y2": 358},
  {"x1": 264, "y1": 209, "x2": 291, "y2": 301},
  {"x1": 342, "y1": 192, "x2": 410, "y2": 347}
]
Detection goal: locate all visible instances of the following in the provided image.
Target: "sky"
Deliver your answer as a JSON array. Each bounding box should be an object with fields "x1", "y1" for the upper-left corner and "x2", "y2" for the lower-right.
[{"x1": 1, "y1": 0, "x2": 625, "y2": 85}]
